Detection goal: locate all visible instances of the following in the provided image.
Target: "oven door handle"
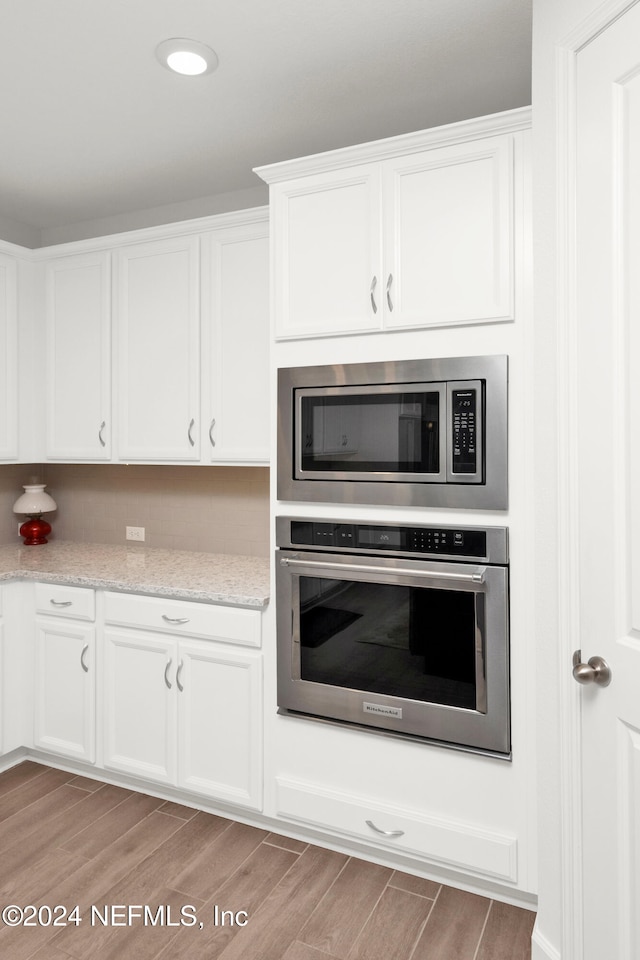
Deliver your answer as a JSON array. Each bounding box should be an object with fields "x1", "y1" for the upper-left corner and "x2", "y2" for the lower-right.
[{"x1": 279, "y1": 557, "x2": 485, "y2": 584}]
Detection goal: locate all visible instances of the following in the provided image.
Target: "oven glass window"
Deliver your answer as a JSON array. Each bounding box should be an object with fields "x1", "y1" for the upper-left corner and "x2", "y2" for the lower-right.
[
  {"x1": 299, "y1": 391, "x2": 440, "y2": 474},
  {"x1": 298, "y1": 578, "x2": 478, "y2": 710}
]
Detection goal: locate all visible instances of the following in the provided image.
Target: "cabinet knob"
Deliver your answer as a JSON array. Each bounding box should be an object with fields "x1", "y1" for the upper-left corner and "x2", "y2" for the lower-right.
[
  {"x1": 187, "y1": 418, "x2": 195, "y2": 447},
  {"x1": 370, "y1": 276, "x2": 378, "y2": 314},
  {"x1": 386, "y1": 273, "x2": 394, "y2": 311},
  {"x1": 98, "y1": 421, "x2": 106, "y2": 447},
  {"x1": 209, "y1": 418, "x2": 216, "y2": 447},
  {"x1": 164, "y1": 658, "x2": 173, "y2": 690}
]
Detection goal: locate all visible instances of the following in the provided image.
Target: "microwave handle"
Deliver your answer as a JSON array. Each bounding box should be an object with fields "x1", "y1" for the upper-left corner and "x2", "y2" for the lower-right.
[{"x1": 279, "y1": 556, "x2": 485, "y2": 584}]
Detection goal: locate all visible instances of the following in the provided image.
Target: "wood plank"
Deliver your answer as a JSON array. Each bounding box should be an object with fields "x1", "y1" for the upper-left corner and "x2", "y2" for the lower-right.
[
  {"x1": 474, "y1": 901, "x2": 535, "y2": 960},
  {"x1": 0, "y1": 847, "x2": 88, "y2": 904},
  {"x1": 156, "y1": 841, "x2": 299, "y2": 960},
  {"x1": 0, "y1": 767, "x2": 73, "y2": 824},
  {"x1": 215, "y1": 843, "x2": 348, "y2": 960},
  {"x1": 171, "y1": 821, "x2": 270, "y2": 901},
  {"x1": 282, "y1": 943, "x2": 338, "y2": 960},
  {"x1": 411, "y1": 885, "x2": 491, "y2": 960},
  {"x1": 264, "y1": 833, "x2": 309, "y2": 854},
  {"x1": 299, "y1": 857, "x2": 392, "y2": 958},
  {"x1": 388, "y1": 870, "x2": 440, "y2": 900},
  {"x1": 0, "y1": 760, "x2": 53, "y2": 798},
  {"x1": 347, "y1": 886, "x2": 434, "y2": 960},
  {"x1": 59, "y1": 790, "x2": 164, "y2": 859},
  {"x1": 156, "y1": 799, "x2": 199, "y2": 820}
]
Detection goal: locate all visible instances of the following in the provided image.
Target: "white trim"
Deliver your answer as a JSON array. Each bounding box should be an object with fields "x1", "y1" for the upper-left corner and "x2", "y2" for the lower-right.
[
  {"x1": 532, "y1": 921, "x2": 562, "y2": 960},
  {"x1": 255, "y1": 107, "x2": 532, "y2": 183},
  {"x1": 0, "y1": 206, "x2": 269, "y2": 262}
]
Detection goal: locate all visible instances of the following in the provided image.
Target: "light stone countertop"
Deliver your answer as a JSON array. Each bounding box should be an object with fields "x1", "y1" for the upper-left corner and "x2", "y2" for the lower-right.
[{"x1": 0, "y1": 541, "x2": 270, "y2": 608}]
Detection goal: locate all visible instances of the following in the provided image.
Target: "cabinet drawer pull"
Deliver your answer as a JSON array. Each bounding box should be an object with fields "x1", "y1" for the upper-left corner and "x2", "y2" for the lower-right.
[
  {"x1": 80, "y1": 644, "x2": 89, "y2": 673},
  {"x1": 162, "y1": 615, "x2": 190, "y2": 625},
  {"x1": 365, "y1": 819, "x2": 404, "y2": 838},
  {"x1": 370, "y1": 276, "x2": 378, "y2": 314},
  {"x1": 386, "y1": 273, "x2": 394, "y2": 311},
  {"x1": 209, "y1": 418, "x2": 216, "y2": 447},
  {"x1": 98, "y1": 420, "x2": 106, "y2": 447},
  {"x1": 164, "y1": 658, "x2": 173, "y2": 689},
  {"x1": 176, "y1": 659, "x2": 185, "y2": 692},
  {"x1": 50, "y1": 599, "x2": 73, "y2": 607},
  {"x1": 188, "y1": 418, "x2": 195, "y2": 447}
]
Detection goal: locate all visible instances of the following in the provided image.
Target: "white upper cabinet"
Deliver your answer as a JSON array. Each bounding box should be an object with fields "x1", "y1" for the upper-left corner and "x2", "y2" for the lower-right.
[
  {"x1": 382, "y1": 136, "x2": 513, "y2": 330},
  {"x1": 45, "y1": 252, "x2": 111, "y2": 459},
  {"x1": 114, "y1": 236, "x2": 200, "y2": 461},
  {"x1": 0, "y1": 254, "x2": 18, "y2": 460},
  {"x1": 257, "y1": 117, "x2": 521, "y2": 339},
  {"x1": 270, "y1": 165, "x2": 382, "y2": 339},
  {"x1": 203, "y1": 220, "x2": 270, "y2": 462}
]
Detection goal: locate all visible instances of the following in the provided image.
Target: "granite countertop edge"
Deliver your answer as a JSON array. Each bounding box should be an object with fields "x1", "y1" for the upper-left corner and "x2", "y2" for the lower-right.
[{"x1": 0, "y1": 542, "x2": 271, "y2": 609}]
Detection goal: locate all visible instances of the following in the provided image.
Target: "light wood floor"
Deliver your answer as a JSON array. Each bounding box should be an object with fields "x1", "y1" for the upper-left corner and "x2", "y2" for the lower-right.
[{"x1": 0, "y1": 761, "x2": 535, "y2": 960}]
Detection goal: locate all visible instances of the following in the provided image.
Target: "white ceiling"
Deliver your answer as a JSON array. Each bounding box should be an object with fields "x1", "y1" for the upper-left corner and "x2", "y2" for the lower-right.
[{"x1": 1, "y1": 0, "x2": 531, "y2": 244}]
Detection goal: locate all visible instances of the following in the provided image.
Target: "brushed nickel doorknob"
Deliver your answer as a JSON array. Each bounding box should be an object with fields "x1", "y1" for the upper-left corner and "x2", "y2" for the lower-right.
[{"x1": 572, "y1": 650, "x2": 612, "y2": 687}]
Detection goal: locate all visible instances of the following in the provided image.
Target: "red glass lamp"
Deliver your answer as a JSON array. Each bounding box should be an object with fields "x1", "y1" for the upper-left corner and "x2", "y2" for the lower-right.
[{"x1": 13, "y1": 483, "x2": 57, "y2": 545}]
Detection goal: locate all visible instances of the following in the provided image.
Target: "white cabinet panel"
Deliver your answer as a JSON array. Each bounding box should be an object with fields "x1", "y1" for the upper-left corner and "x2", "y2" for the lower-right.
[
  {"x1": 178, "y1": 642, "x2": 262, "y2": 808},
  {"x1": 35, "y1": 583, "x2": 96, "y2": 622},
  {"x1": 272, "y1": 165, "x2": 382, "y2": 339},
  {"x1": 0, "y1": 254, "x2": 18, "y2": 460},
  {"x1": 205, "y1": 226, "x2": 270, "y2": 462},
  {"x1": 45, "y1": 253, "x2": 111, "y2": 459},
  {"x1": 383, "y1": 136, "x2": 513, "y2": 329},
  {"x1": 115, "y1": 236, "x2": 200, "y2": 460},
  {"x1": 34, "y1": 619, "x2": 95, "y2": 763},
  {"x1": 103, "y1": 628, "x2": 178, "y2": 784}
]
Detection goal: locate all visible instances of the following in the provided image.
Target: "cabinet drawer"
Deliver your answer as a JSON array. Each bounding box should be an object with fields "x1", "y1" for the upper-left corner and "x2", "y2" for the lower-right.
[
  {"x1": 103, "y1": 592, "x2": 261, "y2": 647},
  {"x1": 276, "y1": 777, "x2": 517, "y2": 883},
  {"x1": 35, "y1": 583, "x2": 96, "y2": 622}
]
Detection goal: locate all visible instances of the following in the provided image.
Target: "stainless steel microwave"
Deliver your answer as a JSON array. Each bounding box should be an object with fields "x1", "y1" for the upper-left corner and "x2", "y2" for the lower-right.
[{"x1": 277, "y1": 355, "x2": 508, "y2": 509}]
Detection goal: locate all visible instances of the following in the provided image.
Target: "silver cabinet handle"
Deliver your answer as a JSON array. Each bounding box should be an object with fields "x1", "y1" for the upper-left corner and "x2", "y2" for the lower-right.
[
  {"x1": 280, "y1": 557, "x2": 485, "y2": 584},
  {"x1": 162, "y1": 615, "x2": 190, "y2": 625},
  {"x1": 98, "y1": 420, "x2": 106, "y2": 447},
  {"x1": 176, "y1": 659, "x2": 184, "y2": 692},
  {"x1": 386, "y1": 273, "x2": 394, "y2": 311},
  {"x1": 209, "y1": 418, "x2": 216, "y2": 447},
  {"x1": 188, "y1": 418, "x2": 195, "y2": 447},
  {"x1": 370, "y1": 276, "x2": 378, "y2": 314},
  {"x1": 164, "y1": 658, "x2": 173, "y2": 689},
  {"x1": 366, "y1": 819, "x2": 405, "y2": 838},
  {"x1": 50, "y1": 599, "x2": 73, "y2": 607},
  {"x1": 80, "y1": 644, "x2": 89, "y2": 673}
]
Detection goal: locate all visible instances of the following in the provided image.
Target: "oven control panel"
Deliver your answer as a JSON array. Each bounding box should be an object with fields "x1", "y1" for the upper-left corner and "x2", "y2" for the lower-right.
[{"x1": 287, "y1": 520, "x2": 492, "y2": 560}]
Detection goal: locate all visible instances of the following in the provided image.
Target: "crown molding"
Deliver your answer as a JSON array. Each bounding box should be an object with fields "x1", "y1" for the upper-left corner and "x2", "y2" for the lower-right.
[{"x1": 254, "y1": 106, "x2": 532, "y2": 184}]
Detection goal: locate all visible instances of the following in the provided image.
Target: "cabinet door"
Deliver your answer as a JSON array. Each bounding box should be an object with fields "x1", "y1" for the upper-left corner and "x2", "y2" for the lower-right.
[
  {"x1": 45, "y1": 253, "x2": 111, "y2": 459},
  {"x1": 178, "y1": 641, "x2": 262, "y2": 809},
  {"x1": 205, "y1": 225, "x2": 270, "y2": 461},
  {"x1": 272, "y1": 165, "x2": 382, "y2": 339},
  {"x1": 34, "y1": 620, "x2": 95, "y2": 763},
  {"x1": 115, "y1": 236, "x2": 200, "y2": 460},
  {"x1": 103, "y1": 629, "x2": 178, "y2": 784},
  {"x1": 383, "y1": 135, "x2": 514, "y2": 329},
  {"x1": 0, "y1": 254, "x2": 17, "y2": 461}
]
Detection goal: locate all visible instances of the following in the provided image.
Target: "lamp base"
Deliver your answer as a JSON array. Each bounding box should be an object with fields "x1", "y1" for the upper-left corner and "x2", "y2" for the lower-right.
[{"x1": 20, "y1": 516, "x2": 52, "y2": 545}]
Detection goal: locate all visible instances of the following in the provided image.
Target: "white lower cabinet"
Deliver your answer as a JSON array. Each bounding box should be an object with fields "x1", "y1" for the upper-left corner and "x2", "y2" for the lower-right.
[
  {"x1": 34, "y1": 619, "x2": 96, "y2": 763},
  {"x1": 102, "y1": 592, "x2": 263, "y2": 810}
]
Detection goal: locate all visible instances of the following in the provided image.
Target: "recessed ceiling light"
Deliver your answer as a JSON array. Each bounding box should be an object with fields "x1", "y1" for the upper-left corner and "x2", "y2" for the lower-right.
[{"x1": 155, "y1": 38, "x2": 219, "y2": 76}]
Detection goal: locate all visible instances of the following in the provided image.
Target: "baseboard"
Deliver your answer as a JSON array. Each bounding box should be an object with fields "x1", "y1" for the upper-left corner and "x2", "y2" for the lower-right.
[{"x1": 532, "y1": 920, "x2": 561, "y2": 960}]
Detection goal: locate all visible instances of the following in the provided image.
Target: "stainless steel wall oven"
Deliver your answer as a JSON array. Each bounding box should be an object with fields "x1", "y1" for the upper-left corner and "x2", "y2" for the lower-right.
[
  {"x1": 277, "y1": 354, "x2": 508, "y2": 510},
  {"x1": 276, "y1": 517, "x2": 510, "y2": 757}
]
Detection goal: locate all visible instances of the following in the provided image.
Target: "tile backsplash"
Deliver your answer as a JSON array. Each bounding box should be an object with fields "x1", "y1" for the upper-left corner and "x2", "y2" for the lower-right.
[{"x1": 0, "y1": 464, "x2": 270, "y2": 557}]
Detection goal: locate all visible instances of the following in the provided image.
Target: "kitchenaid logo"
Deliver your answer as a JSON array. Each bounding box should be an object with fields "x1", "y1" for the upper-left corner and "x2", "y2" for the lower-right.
[{"x1": 363, "y1": 701, "x2": 402, "y2": 719}]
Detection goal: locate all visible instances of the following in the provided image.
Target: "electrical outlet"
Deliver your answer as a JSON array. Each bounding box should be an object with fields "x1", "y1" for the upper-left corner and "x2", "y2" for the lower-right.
[{"x1": 126, "y1": 526, "x2": 145, "y2": 542}]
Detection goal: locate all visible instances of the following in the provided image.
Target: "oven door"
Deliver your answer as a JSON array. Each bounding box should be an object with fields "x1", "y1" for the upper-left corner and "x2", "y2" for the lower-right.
[{"x1": 276, "y1": 550, "x2": 510, "y2": 756}]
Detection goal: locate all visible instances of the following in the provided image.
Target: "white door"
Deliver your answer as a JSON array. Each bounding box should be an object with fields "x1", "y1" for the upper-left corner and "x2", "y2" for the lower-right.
[
  {"x1": 177, "y1": 641, "x2": 262, "y2": 809},
  {"x1": 574, "y1": 5, "x2": 640, "y2": 957},
  {"x1": 34, "y1": 620, "x2": 95, "y2": 763},
  {"x1": 271, "y1": 164, "x2": 382, "y2": 339},
  {"x1": 383, "y1": 137, "x2": 513, "y2": 330},
  {"x1": 115, "y1": 236, "x2": 200, "y2": 460},
  {"x1": 103, "y1": 628, "x2": 178, "y2": 784},
  {"x1": 45, "y1": 252, "x2": 111, "y2": 459}
]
